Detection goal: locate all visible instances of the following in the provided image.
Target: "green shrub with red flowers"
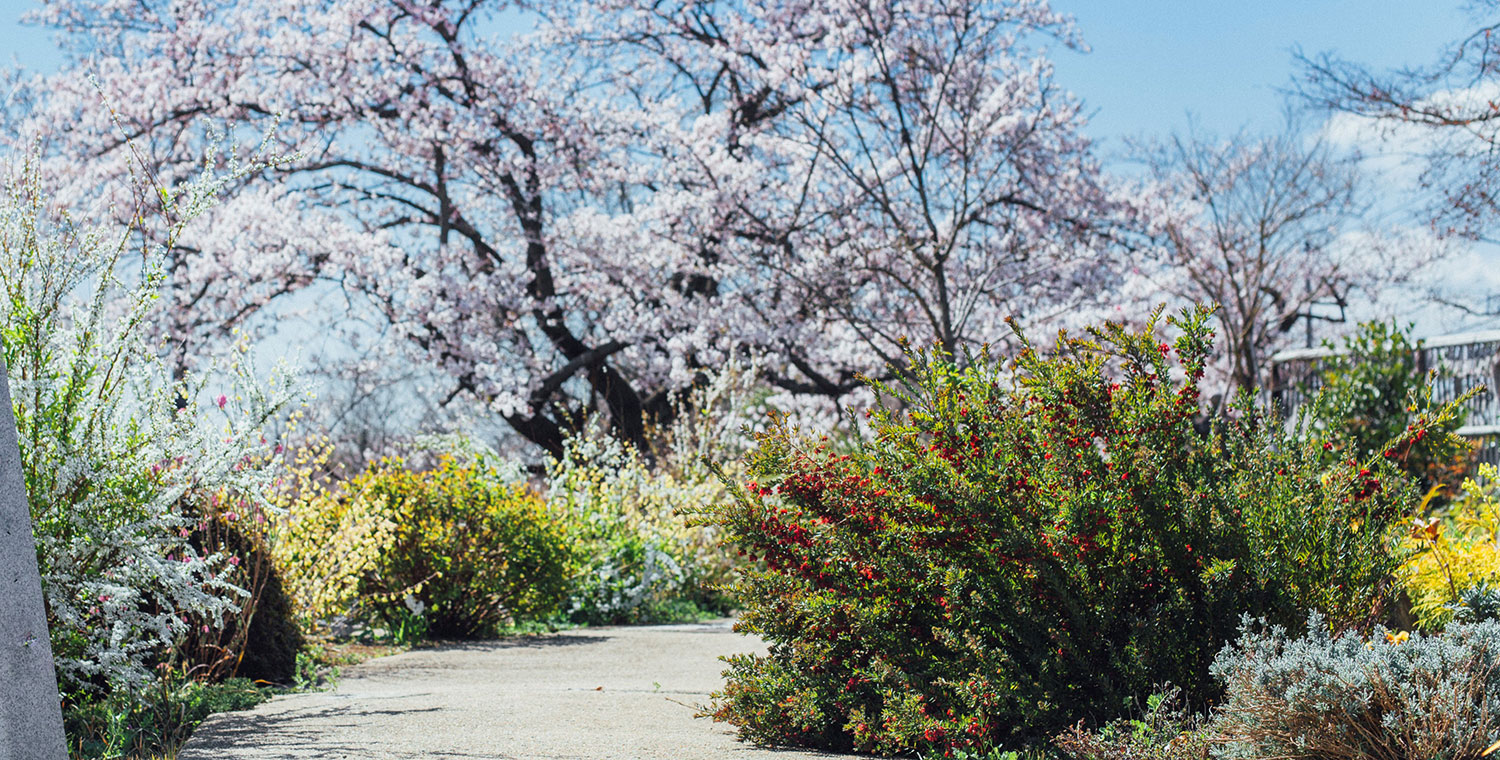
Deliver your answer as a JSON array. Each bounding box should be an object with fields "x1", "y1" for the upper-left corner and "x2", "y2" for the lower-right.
[
  {"x1": 1301, "y1": 320, "x2": 1474, "y2": 499},
  {"x1": 706, "y1": 306, "x2": 1461, "y2": 756}
]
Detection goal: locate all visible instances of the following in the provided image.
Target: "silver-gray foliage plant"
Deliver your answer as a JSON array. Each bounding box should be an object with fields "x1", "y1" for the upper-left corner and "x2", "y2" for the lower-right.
[{"x1": 1212, "y1": 613, "x2": 1500, "y2": 759}]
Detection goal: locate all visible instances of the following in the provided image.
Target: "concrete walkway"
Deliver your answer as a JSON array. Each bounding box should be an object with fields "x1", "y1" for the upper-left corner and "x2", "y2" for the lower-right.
[{"x1": 177, "y1": 619, "x2": 840, "y2": 759}]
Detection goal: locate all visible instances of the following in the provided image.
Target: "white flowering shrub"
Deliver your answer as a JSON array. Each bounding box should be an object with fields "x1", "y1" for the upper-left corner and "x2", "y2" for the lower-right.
[
  {"x1": 548, "y1": 429, "x2": 706, "y2": 624},
  {"x1": 547, "y1": 362, "x2": 765, "y2": 624},
  {"x1": 0, "y1": 144, "x2": 301, "y2": 694}
]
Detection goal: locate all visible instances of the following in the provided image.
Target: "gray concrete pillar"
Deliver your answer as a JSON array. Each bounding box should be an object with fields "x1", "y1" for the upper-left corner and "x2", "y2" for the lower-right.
[{"x1": 0, "y1": 359, "x2": 67, "y2": 760}]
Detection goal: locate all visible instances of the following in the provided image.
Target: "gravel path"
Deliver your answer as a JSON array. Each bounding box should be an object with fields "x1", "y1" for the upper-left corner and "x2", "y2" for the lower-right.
[{"x1": 176, "y1": 619, "x2": 840, "y2": 759}]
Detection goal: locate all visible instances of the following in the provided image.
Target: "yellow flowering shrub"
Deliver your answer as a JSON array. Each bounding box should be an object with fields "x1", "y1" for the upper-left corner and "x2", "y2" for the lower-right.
[
  {"x1": 1401, "y1": 464, "x2": 1500, "y2": 629},
  {"x1": 270, "y1": 438, "x2": 381, "y2": 626},
  {"x1": 273, "y1": 443, "x2": 573, "y2": 638}
]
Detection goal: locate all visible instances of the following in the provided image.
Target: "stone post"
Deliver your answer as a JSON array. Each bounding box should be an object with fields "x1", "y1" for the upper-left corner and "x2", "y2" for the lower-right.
[{"x1": 0, "y1": 359, "x2": 67, "y2": 760}]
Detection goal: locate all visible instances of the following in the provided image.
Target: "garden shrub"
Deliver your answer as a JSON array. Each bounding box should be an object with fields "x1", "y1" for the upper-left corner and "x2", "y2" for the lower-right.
[
  {"x1": 1400, "y1": 464, "x2": 1500, "y2": 630},
  {"x1": 233, "y1": 553, "x2": 305, "y2": 683},
  {"x1": 275, "y1": 452, "x2": 573, "y2": 638},
  {"x1": 1448, "y1": 583, "x2": 1500, "y2": 624},
  {"x1": 708, "y1": 306, "x2": 1454, "y2": 755},
  {"x1": 1211, "y1": 615, "x2": 1500, "y2": 759},
  {"x1": 0, "y1": 146, "x2": 300, "y2": 696},
  {"x1": 1302, "y1": 321, "x2": 1473, "y2": 496},
  {"x1": 549, "y1": 430, "x2": 736, "y2": 624},
  {"x1": 269, "y1": 436, "x2": 372, "y2": 628},
  {"x1": 178, "y1": 491, "x2": 306, "y2": 684},
  {"x1": 547, "y1": 364, "x2": 763, "y2": 624}
]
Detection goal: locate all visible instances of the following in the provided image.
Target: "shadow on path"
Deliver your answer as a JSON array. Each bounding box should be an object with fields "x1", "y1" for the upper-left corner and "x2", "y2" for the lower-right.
[{"x1": 178, "y1": 620, "x2": 843, "y2": 760}]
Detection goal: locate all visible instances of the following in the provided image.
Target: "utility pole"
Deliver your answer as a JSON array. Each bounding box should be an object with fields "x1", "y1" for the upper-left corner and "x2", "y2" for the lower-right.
[{"x1": 1293, "y1": 275, "x2": 1351, "y2": 348}]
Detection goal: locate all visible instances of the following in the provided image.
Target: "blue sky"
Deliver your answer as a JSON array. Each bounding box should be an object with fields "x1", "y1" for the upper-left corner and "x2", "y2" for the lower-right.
[
  {"x1": 1, "y1": 2, "x2": 60, "y2": 74},
  {"x1": 1052, "y1": 1, "x2": 1475, "y2": 146},
  {"x1": 0, "y1": 1, "x2": 1475, "y2": 148}
]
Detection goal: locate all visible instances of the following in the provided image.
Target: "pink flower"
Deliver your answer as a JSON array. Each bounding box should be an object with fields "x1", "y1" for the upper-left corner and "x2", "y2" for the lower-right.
[
  {"x1": 216, "y1": 394, "x2": 227, "y2": 409},
  {"x1": 228, "y1": 556, "x2": 240, "y2": 566}
]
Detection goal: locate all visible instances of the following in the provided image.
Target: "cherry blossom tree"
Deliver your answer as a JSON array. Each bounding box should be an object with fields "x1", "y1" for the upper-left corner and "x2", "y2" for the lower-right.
[
  {"x1": 1130, "y1": 116, "x2": 1442, "y2": 397},
  {"x1": 16, "y1": 0, "x2": 1120, "y2": 455},
  {"x1": 544, "y1": 0, "x2": 1121, "y2": 397}
]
